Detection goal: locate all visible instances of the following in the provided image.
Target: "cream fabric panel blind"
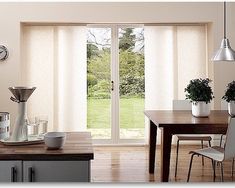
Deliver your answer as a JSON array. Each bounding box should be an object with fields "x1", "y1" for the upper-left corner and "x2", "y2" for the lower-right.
[
  {"x1": 144, "y1": 25, "x2": 208, "y2": 143},
  {"x1": 145, "y1": 26, "x2": 174, "y2": 110},
  {"x1": 177, "y1": 26, "x2": 207, "y2": 99},
  {"x1": 22, "y1": 26, "x2": 87, "y2": 132},
  {"x1": 145, "y1": 25, "x2": 207, "y2": 110}
]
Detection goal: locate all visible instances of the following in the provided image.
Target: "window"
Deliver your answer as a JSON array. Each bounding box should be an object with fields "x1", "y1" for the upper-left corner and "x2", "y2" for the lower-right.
[
  {"x1": 22, "y1": 24, "x2": 208, "y2": 145},
  {"x1": 87, "y1": 25, "x2": 145, "y2": 144}
]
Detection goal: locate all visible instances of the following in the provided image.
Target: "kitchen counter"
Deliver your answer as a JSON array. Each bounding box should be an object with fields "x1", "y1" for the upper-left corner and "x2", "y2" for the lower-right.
[
  {"x1": 0, "y1": 132, "x2": 94, "y2": 160},
  {"x1": 0, "y1": 132, "x2": 94, "y2": 182}
]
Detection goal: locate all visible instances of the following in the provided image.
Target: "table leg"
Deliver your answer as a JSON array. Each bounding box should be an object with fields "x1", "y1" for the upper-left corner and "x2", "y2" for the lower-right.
[
  {"x1": 149, "y1": 120, "x2": 157, "y2": 174},
  {"x1": 161, "y1": 128, "x2": 172, "y2": 182}
]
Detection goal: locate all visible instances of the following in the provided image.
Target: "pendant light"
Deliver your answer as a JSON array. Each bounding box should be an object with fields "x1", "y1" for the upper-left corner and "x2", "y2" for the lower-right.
[{"x1": 211, "y1": 1, "x2": 235, "y2": 61}]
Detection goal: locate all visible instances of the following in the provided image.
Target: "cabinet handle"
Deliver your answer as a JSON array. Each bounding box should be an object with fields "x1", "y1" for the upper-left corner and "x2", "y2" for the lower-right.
[
  {"x1": 28, "y1": 167, "x2": 34, "y2": 182},
  {"x1": 11, "y1": 167, "x2": 16, "y2": 182}
]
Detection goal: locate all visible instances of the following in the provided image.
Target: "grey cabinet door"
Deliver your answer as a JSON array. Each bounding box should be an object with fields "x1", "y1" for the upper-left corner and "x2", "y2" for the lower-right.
[
  {"x1": 23, "y1": 161, "x2": 90, "y2": 182},
  {"x1": 0, "y1": 161, "x2": 22, "y2": 182}
]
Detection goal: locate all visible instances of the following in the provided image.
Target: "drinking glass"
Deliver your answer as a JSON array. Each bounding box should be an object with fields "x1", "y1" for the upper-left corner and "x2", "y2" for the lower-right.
[
  {"x1": 35, "y1": 115, "x2": 48, "y2": 137},
  {"x1": 27, "y1": 117, "x2": 39, "y2": 137}
]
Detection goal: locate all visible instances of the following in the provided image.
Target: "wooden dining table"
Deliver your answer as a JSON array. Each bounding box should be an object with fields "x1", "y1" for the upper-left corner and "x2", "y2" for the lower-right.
[{"x1": 144, "y1": 110, "x2": 230, "y2": 182}]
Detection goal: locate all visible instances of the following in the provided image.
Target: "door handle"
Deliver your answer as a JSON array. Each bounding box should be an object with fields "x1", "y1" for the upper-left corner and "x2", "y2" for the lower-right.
[
  {"x1": 11, "y1": 167, "x2": 16, "y2": 182},
  {"x1": 28, "y1": 167, "x2": 34, "y2": 182},
  {"x1": 111, "y1": 81, "x2": 114, "y2": 91}
]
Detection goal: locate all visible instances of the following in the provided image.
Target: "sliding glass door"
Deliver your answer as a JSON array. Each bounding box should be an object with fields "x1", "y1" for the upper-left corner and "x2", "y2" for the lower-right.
[
  {"x1": 87, "y1": 27, "x2": 112, "y2": 140},
  {"x1": 87, "y1": 25, "x2": 145, "y2": 144},
  {"x1": 119, "y1": 27, "x2": 145, "y2": 140}
]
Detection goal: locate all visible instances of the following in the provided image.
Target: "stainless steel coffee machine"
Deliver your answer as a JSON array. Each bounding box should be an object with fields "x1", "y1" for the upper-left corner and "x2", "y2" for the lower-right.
[{"x1": 9, "y1": 87, "x2": 36, "y2": 142}]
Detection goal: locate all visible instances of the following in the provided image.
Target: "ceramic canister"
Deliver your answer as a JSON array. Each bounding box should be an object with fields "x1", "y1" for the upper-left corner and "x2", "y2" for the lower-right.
[{"x1": 0, "y1": 112, "x2": 10, "y2": 140}]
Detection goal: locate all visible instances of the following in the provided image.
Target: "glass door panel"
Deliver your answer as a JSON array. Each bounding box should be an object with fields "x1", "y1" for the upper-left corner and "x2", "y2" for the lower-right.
[
  {"x1": 87, "y1": 28, "x2": 111, "y2": 139},
  {"x1": 118, "y1": 27, "x2": 145, "y2": 139}
]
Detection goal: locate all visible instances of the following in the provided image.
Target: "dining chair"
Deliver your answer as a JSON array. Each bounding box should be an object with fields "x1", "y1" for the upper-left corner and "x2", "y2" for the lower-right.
[
  {"x1": 219, "y1": 100, "x2": 234, "y2": 176},
  {"x1": 219, "y1": 100, "x2": 227, "y2": 152},
  {"x1": 187, "y1": 117, "x2": 235, "y2": 182},
  {"x1": 173, "y1": 100, "x2": 212, "y2": 177},
  {"x1": 219, "y1": 100, "x2": 228, "y2": 148},
  {"x1": 219, "y1": 135, "x2": 235, "y2": 177}
]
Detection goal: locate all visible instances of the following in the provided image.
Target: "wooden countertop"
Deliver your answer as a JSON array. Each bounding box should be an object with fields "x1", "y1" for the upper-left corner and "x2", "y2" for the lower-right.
[{"x1": 0, "y1": 132, "x2": 94, "y2": 161}]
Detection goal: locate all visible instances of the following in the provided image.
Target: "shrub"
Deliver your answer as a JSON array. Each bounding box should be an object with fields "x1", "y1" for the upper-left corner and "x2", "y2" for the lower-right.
[
  {"x1": 222, "y1": 80, "x2": 235, "y2": 102},
  {"x1": 87, "y1": 74, "x2": 98, "y2": 87},
  {"x1": 184, "y1": 78, "x2": 214, "y2": 103}
]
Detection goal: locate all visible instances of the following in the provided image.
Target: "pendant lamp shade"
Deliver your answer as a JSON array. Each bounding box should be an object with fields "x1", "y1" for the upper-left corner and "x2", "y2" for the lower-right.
[
  {"x1": 212, "y1": 38, "x2": 235, "y2": 61},
  {"x1": 211, "y1": 2, "x2": 235, "y2": 62}
]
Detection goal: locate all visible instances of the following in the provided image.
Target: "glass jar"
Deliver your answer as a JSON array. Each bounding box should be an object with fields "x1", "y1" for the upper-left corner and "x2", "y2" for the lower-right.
[{"x1": 0, "y1": 112, "x2": 10, "y2": 140}]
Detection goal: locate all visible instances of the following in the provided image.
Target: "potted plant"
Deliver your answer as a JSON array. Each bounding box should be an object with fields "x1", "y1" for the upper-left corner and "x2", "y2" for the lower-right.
[
  {"x1": 222, "y1": 80, "x2": 235, "y2": 117},
  {"x1": 184, "y1": 78, "x2": 214, "y2": 117}
]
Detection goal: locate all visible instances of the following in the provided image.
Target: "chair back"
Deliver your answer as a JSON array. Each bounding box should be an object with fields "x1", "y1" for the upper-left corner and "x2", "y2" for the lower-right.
[
  {"x1": 221, "y1": 100, "x2": 227, "y2": 110},
  {"x1": 224, "y1": 117, "x2": 235, "y2": 160},
  {"x1": 173, "y1": 100, "x2": 191, "y2": 110}
]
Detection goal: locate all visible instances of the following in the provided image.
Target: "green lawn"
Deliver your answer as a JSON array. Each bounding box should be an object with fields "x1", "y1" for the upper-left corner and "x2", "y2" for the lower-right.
[{"x1": 87, "y1": 98, "x2": 145, "y2": 129}]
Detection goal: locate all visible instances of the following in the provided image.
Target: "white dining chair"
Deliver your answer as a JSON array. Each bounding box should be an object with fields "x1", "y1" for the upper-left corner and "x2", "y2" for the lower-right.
[
  {"x1": 219, "y1": 100, "x2": 227, "y2": 147},
  {"x1": 173, "y1": 100, "x2": 212, "y2": 177},
  {"x1": 187, "y1": 117, "x2": 235, "y2": 182},
  {"x1": 218, "y1": 100, "x2": 234, "y2": 177},
  {"x1": 219, "y1": 100, "x2": 230, "y2": 147}
]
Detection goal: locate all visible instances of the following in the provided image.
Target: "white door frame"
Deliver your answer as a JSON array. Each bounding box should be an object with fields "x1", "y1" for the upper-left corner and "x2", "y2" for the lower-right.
[{"x1": 87, "y1": 24, "x2": 145, "y2": 145}]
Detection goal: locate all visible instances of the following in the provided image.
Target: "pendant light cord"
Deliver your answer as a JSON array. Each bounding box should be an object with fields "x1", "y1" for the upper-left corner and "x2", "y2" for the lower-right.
[
  {"x1": 211, "y1": 1, "x2": 235, "y2": 61},
  {"x1": 224, "y1": 1, "x2": 226, "y2": 39}
]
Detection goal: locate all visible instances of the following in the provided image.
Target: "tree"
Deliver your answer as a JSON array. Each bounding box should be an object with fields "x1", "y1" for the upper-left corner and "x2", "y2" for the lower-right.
[
  {"x1": 119, "y1": 28, "x2": 135, "y2": 51},
  {"x1": 119, "y1": 51, "x2": 145, "y2": 97},
  {"x1": 135, "y1": 28, "x2": 144, "y2": 54},
  {"x1": 87, "y1": 43, "x2": 99, "y2": 59},
  {"x1": 87, "y1": 28, "x2": 145, "y2": 99}
]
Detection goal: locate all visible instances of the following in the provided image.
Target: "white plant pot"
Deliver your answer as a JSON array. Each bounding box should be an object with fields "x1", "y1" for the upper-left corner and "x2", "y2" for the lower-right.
[
  {"x1": 228, "y1": 101, "x2": 235, "y2": 117},
  {"x1": 192, "y1": 101, "x2": 210, "y2": 117}
]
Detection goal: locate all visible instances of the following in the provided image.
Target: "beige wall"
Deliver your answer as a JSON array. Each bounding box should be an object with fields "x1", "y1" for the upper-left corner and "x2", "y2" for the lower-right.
[{"x1": 0, "y1": 2, "x2": 235, "y2": 123}]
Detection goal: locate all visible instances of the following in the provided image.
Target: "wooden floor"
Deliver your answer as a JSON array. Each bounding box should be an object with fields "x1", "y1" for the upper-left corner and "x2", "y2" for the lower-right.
[{"x1": 91, "y1": 145, "x2": 235, "y2": 183}]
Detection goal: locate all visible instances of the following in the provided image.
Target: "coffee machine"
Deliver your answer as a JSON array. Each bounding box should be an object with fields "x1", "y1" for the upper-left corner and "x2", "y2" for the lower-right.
[{"x1": 9, "y1": 87, "x2": 36, "y2": 142}]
